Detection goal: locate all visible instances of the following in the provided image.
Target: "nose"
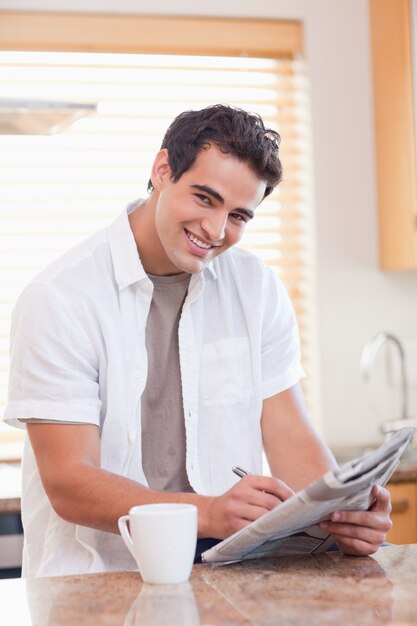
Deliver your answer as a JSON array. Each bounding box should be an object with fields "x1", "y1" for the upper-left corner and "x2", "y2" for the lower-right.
[{"x1": 201, "y1": 210, "x2": 228, "y2": 243}]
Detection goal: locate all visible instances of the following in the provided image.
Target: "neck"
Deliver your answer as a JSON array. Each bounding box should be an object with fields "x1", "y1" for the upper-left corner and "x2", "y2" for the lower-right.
[{"x1": 128, "y1": 194, "x2": 180, "y2": 276}]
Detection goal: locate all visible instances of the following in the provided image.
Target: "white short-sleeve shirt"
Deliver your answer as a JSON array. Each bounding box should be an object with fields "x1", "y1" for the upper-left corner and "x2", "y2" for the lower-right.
[{"x1": 4, "y1": 203, "x2": 304, "y2": 577}]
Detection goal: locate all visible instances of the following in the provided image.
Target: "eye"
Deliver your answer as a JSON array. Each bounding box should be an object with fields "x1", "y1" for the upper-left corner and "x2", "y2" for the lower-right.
[
  {"x1": 229, "y1": 212, "x2": 247, "y2": 223},
  {"x1": 195, "y1": 193, "x2": 212, "y2": 205}
]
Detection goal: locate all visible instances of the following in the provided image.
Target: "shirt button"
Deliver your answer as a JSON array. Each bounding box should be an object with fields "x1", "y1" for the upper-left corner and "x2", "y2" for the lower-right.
[{"x1": 133, "y1": 370, "x2": 141, "y2": 378}]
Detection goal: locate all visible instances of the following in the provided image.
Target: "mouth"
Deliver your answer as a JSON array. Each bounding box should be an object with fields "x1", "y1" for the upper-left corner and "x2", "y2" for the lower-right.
[{"x1": 184, "y1": 229, "x2": 221, "y2": 259}]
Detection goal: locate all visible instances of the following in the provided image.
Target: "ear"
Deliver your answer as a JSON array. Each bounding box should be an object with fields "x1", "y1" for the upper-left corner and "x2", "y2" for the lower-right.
[{"x1": 150, "y1": 149, "x2": 171, "y2": 191}]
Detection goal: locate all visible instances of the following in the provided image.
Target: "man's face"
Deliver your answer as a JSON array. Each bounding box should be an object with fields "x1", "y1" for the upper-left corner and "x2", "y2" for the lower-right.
[{"x1": 150, "y1": 144, "x2": 267, "y2": 275}]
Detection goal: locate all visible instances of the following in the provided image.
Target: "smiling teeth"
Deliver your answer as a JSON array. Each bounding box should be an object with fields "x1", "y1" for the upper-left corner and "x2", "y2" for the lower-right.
[{"x1": 187, "y1": 232, "x2": 212, "y2": 249}]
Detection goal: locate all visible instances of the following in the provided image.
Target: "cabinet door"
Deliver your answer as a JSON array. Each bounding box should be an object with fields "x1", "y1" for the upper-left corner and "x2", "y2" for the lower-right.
[
  {"x1": 369, "y1": 0, "x2": 417, "y2": 269},
  {"x1": 386, "y1": 482, "x2": 417, "y2": 544}
]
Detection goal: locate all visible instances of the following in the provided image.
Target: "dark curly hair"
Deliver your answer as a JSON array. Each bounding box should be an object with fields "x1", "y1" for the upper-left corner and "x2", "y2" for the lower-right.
[{"x1": 147, "y1": 104, "x2": 282, "y2": 199}]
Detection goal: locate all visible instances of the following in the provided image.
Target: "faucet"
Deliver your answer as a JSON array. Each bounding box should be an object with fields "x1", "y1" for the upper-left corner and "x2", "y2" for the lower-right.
[{"x1": 360, "y1": 332, "x2": 409, "y2": 425}]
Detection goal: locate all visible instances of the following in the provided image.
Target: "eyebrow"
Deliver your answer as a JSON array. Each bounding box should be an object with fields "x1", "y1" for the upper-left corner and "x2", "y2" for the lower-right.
[{"x1": 190, "y1": 184, "x2": 254, "y2": 220}]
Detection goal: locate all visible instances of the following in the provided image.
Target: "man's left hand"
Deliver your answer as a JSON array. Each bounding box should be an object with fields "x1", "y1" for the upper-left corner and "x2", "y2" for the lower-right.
[{"x1": 319, "y1": 485, "x2": 392, "y2": 556}]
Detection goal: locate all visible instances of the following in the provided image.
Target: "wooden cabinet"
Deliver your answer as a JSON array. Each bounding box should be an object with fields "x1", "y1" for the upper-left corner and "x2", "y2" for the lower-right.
[
  {"x1": 386, "y1": 481, "x2": 417, "y2": 544},
  {"x1": 369, "y1": 0, "x2": 417, "y2": 269}
]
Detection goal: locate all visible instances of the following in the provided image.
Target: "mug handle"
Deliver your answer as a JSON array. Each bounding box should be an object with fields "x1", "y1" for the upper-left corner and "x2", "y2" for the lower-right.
[{"x1": 118, "y1": 515, "x2": 136, "y2": 560}]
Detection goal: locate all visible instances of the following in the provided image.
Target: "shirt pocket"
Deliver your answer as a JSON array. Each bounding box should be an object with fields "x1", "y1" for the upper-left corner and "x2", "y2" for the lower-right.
[{"x1": 200, "y1": 337, "x2": 253, "y2": 407}]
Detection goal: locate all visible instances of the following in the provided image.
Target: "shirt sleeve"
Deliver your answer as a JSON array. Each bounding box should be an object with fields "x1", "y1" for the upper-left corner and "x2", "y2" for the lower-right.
[
  {"x1": 3, "y1": 282, "x2": 102, "y2": 429},
  {"x1": 260, "y1": 266, "x2": 306, "y2": 399}
]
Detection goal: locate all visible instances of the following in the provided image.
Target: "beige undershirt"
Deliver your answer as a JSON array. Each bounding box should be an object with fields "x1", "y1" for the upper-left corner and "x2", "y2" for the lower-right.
[{"x1": 141, "y1": 272, "x2": 193, "y2": 493}]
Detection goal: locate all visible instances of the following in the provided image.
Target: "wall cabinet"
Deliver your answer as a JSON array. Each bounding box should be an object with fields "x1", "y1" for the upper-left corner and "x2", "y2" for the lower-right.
[
  {"x1": 386, "y1": 481, "x2": 417, "y2": 544},
  {"x1": 369, "y1": 0, "x2": 417, "y2": 269}
]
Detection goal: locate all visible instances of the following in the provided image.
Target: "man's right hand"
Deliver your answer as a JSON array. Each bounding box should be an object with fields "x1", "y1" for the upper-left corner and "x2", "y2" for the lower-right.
[{"x1": 204, "y1": 474, "x2": 295, "y2": 539}]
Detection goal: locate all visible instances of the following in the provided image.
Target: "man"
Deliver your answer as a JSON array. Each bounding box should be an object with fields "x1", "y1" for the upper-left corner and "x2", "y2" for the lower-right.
[{"x1": 4, "y1": 105, "x2": 391, "y2": 577}]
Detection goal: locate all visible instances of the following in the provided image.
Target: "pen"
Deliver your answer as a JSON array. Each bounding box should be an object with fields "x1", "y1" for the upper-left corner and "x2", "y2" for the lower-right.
[{"x1": 232, "y1": 466, "x2": 250, "y2": 478}]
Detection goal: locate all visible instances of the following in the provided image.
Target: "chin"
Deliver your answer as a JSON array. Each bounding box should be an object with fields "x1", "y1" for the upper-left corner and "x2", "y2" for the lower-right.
[
  {"x1": 173, "y1": 258, "x2": 207, "y2": 275},
  {"x1": 182, "y1": 263, "x2": 205, "y2": 275}
]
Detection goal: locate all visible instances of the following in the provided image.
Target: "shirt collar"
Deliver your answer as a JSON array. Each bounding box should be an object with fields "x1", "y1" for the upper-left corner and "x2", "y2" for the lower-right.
[{"x1": 108, "y1": 200, "x2": 217, "y2": 289}]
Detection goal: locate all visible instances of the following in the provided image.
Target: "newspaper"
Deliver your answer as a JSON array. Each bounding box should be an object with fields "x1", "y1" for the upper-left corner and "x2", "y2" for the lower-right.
[{"x1": 202, "y1": 426, "x2": 414, "y2": 565}]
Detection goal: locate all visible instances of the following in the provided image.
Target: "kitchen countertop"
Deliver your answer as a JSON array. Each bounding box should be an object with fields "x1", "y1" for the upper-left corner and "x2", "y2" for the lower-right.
[
  {"x1": 1, "y1": 543, "x2": 417, "y2": 625},
  {"x1": 332, "y1": 445, "x2": 417, "y2": 483},
  {"x1": 388, "y1": 459, "x2": 417, "y2": 483}
]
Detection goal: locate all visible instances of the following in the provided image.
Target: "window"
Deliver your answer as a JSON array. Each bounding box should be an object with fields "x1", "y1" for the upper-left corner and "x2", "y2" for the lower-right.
[{"x1": 0, "y1": 13, "x2": 319, "y2": 452}]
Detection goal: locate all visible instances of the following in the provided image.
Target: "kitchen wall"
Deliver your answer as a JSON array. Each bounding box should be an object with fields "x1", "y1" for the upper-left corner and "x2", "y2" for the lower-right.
[{"x1": 2, "y1": 0, "x2": 417, "y2": 448}]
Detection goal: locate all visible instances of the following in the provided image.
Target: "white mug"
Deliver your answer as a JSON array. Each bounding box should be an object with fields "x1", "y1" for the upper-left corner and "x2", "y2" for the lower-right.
[{"x1": 118, "y1": 503, "x2": 198, "y2": 584}]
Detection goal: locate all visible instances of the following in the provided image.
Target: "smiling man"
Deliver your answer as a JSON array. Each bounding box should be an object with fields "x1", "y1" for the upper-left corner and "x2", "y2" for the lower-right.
[{"x1": 4, "y1": 104, "x2": 392, "y2": 577}]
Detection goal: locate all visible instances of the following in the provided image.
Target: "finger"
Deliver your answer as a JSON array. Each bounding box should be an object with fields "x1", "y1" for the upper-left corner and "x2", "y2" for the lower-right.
[
  {"x1": 244, "y1": 475, "x2": 295, "y2": 500},
  {"x1": 319, "y1": 521, "x2": 387, "y2": 545},
  {"x1": 330, "y1": 510, "x2": 390, "y2": 529},
  {"x1": 329, "y1": 486, "x2": 391, "y2": 523},
  {"x1": 244, "y1": 489, "x2": 285, "y2": 511},
  {"x1": 333, "y1": 536, "x2": 379, "y2": 556},
  {"x1": 369, "y1": 485, "x2": 391, "y2": 513},
  {"x1": 237, "y1": 502, "x2": 280, "y2": 522},
  {"x1": 229, "y1": 481, "x2": 284, "y2": 511},
  {"x1": 222, "y1": 500, "x2": 280, "y2": 535},
  {"x1": 325, "y1": 509, "x2": 392, "y2": 532},
  {"x1": 328, "y1": 484, "x2": 392, "y2": 528},
  {"x1": 232, "y1": 517, "x2": 254, "y2": 534}
]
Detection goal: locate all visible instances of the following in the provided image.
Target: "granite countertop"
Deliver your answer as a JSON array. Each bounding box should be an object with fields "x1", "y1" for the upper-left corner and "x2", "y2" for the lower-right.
[
  {"x1": 388, "y1": 460, "x2": 417, "y2": 483},
  {"x1": 1, "y1": 544, "x2": 417, "y2": 625},
  {"x1": 332, "y1": 447, "x2": 417, "y2": 483}
]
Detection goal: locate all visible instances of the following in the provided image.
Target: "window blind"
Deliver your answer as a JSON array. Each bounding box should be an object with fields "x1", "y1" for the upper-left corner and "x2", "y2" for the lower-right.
[{"x1": 0, "y1": 49, "x2": 318, "y2": 439}]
